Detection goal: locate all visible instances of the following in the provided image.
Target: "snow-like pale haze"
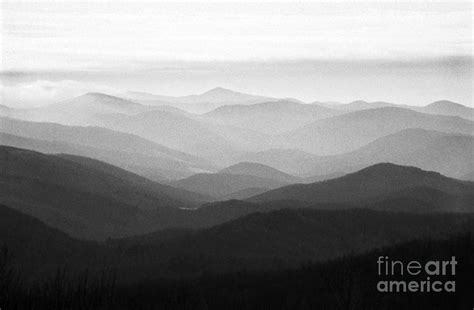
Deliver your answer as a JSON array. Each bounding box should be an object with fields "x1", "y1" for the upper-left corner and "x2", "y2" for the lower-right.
[{"x1": 1, "y1": 1, "x2": 472, "y2": 107}]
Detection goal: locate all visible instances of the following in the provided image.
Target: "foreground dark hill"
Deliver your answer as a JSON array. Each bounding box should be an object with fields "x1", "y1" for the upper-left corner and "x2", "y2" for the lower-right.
[
  {"x1": 0, "y1": 146, "x2": 210, "y2": 239},
  {"x1": 283, "y1": 107, "x2": 473, "y2": 155},
  {"x1": 115, "y1": 209, "x2": 474, "y2": 275},
  {"x1": 113, "y1": 234, "x2": 474, "y2": 310},
  {"x1": 5, "y1": 232, "x2": 472, "y2": 310},
  {"x1": 0, "y1": 204, "x2": 98, "y2": 278},
  {"x1": 250, "y1": 163, "x2": 474, "y2": 212},
  {"x1": 2, "y1": 201, "x2": 473, "y2": 276},
  {"x1": 2, "y1": 202, "x2": 473, "y2": 285},
  {"x1": 0, "y1": 117, "x2": 214, "y2": 180}
]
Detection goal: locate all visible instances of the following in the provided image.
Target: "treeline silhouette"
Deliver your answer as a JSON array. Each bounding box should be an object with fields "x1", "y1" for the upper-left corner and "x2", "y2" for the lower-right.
[{"x1": 1, "y1": 234, "x2": 472, "y2": 310}]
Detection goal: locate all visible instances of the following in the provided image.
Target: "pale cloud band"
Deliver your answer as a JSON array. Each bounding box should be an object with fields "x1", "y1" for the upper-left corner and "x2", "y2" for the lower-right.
[
  {"x1": 1, "y1": 2, "x2": 472, "y2": 107},
  {"x1": 1, "y1": 56, "x2": 471, "y2": 108},
  {"x1": 1, "y1": 2, "x2": 472, "y2": 71}
]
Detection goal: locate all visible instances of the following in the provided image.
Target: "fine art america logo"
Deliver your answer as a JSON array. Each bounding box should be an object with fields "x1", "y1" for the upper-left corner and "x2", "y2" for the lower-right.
[{"x1": 377, "y1": 256, "x2": 457, "y2": 293}]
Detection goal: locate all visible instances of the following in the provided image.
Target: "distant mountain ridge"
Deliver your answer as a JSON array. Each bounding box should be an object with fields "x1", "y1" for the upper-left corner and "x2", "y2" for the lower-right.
[
  {"x1": 55, "y1": 93, "x2": 148, "y2": 113},
  {"x1": 306, "y1": 128, "x2": 474, "y2": 179},
  {"x1": 2, "y1": 93, "x2": 156, "y2": 126},
  {"x1": 233, "y1": 148, "x2": 319, "y2": 175},
  {"x1": 338, "y1": 100, "x2": 396, "y2": 110},
  {"x1": 123, "y1": 87, "x2": 282, "y2": 113},
  {"x1": 219, "y1": 162, "x2": 302, "y2": 183},
  {"x1": 282, "y1": 107, "x2": 473, "y2": 155},
  {"x1": 314, "y1": 99, "x2": 473, "y2": 121},
  {"x1": 417, "y1": 100, "x2": 474, "y2": 120},
  {"x1": 101, "y1": 109, "x2": 240, "y2": 163},
  {"x1": 249, "y1": 163, "x2": 474, "y2": 212},
  {"x1": 204, "y1": 100, "x2": 341, "y2": 134}
]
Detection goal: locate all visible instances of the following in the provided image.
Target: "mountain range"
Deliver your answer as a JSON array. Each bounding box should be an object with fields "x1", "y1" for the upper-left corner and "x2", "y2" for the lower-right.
[
  {"x1": 0, "y1": 89, "x2": 472, "y2": 248},
  {"x1": 281, "y1": 107, "x2": 473, "y2": 155},
  {"x1": 305, "y1": 128, "x2": 474, "y2": 178},
  {"x1": 122, "y1": 87, "x2": 282, "y2": 113},
  {"x1": 2, "y1": 91, "x2": 471, "y2": 166},
  {"x1": 320, "y1": 99, "x2": 473, "y2": 121},
  {"x1": 100, "y1": 109, "x2": 242, "y2": 163},
  {"x1": 249, "y1": 163, "x2": 474, "y2": 212},
  {"x1": 1, "y1": 84, "x2": 473, "y2": 309},
  {"x1": 219, "y1": 162, "x2": 303, "y2": 183},
  {"x1": 416, "y1": 100, "x2": 474, "y2": 120},
  {"x1": 203, "y1": 100, "x2": 342, "y2": 134},
  {"x1": 0, "y1": 117, "x2": 216, "y2": 180},
  {"x1": 0, "y1": 146, "x2": 211, "y2": 239},
  {"x1": 3, "y1": 143, "x2": 473, "y2": 240},
  {"x1": 231, "y1": 128, "x2": 473, "y2": 179},
  {"x1": 169, "y1": 172, "x2": 288, "y2": 199}
]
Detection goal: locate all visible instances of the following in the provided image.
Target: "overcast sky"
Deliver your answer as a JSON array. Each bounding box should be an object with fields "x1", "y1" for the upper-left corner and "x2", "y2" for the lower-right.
[{"x1": 1, "y1": 1, "x2": 472, "y2": 107}]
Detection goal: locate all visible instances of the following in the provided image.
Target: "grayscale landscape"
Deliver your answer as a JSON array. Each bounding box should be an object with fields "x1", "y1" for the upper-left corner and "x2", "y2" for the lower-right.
[{"x1": 0, "y1": 1, "x2": 472, "y2": 309}]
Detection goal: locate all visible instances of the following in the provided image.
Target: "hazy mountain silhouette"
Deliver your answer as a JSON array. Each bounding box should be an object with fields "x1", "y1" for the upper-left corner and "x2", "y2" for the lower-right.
[
  {"x1": 233, "y1": 148, "x2": 319, "y2": 175},
  {"x1": 307, "y1": 129, "x2": 474, "y2": 178},
  {"x1": 234, "y1": 128, "x2": 473, "y2": 179},
  {"x1": 185, "y1": 87, "x2": 274, "y2": 104},
  {"x1": 6, "y1": 93, "x2": 155, "y2": 126},
  {"x1": 461, "y1": 171, "x2": 474, "y2": 181},
  {"x1": 219, "y1": 162, "x2": 302, "y2": 183},
  {"x1": 123, "y1": 87, "x2": 280, "y2": 113},
  {"x1": 249, "y1": 163, "x2": 474, "y2": 212},
  {"x1": 283, "y1": 107, "x2": 473, "y2": 155},
  {"x1": 101, "y1": 109, "x2": 240, "y2": 163},
  {"x1": 204, "y1": 100, "x2": 341, "y2": 134},
  {"x1": 417, "y1": 100, "x2": 474, "y2": 120},
  {"x1": 389, "y1": 134, "x2": 474, "y2": 178},
  {"x1": 1, "y1": 160, "x2": 459, "y2": 241},
  {"x1": 0, "y1": 104, "x2": 14, "y2": 116},
  {"x1": 337, "y1": 100, "x2": 396, "y2": 110},
  {"x1": 50, "y1": 93, "x2": 150, "y2": 115},
  {"x1": 219, "y1": 187, "x2": 271, "y2": 200},
  {"x1": 170, "y1": 173, "x2": 288, "y2": 199},
  {"x1": 0, "y1": 146, "x2": 211, "y2": 239},
  {"x1": 310, "y1": 101, "x2": 345, "y2": 108},
  {"x1": 0, "y1": 117, "x2": 215, "y2": 180},
  {"x1": 0, "y1": 133, "x2": 212, "y2": 182}
]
